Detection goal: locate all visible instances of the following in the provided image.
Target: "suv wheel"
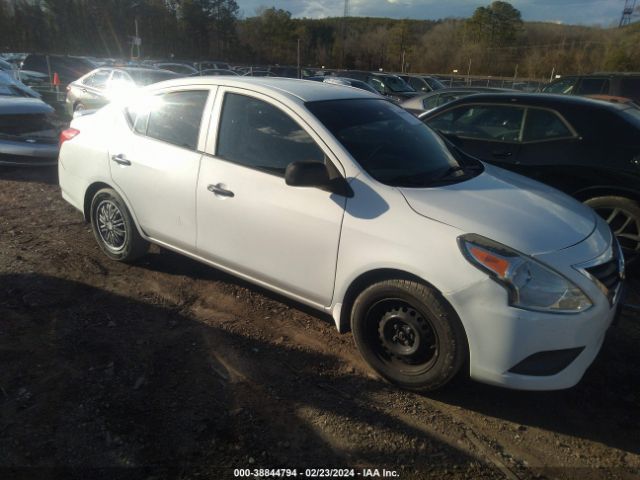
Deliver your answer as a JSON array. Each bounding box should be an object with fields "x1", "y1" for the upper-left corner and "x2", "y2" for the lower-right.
[
  {"x1": 351, "y1": 279, "x2": 467, "y2": 391},
  {"x1": 90, "y1": 188, "x2": 148, "y2": 261},
  {"x1": 585, "y1": 196, "x2": 640, "y2": 264}
]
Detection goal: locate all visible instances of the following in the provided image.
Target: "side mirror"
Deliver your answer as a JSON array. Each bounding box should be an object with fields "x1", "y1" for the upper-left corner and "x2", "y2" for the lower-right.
[{"x1": 285, "y1": 161, "x2": 353, "y2": 197}]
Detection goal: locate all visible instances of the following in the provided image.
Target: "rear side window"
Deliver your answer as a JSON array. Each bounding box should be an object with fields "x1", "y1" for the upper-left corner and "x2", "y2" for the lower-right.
[
  {"x1": 575, "y1": 78, "x2": 610, "y2": 95},
  {"x1": 217, "y1": 93, "x2": 324, "y2": 175},
  {"x1": 428, "y1": 105, "x2": 525, "y2": 142},
  {"x1": 145, "y1": 90, "x2": 208, "y2": 150},
  {"x1": 620, "y1": 78, "x2": 640, "y2": 100},
  {"x1": 523, "y1": 108, "x2": 573, "y2": 142}
]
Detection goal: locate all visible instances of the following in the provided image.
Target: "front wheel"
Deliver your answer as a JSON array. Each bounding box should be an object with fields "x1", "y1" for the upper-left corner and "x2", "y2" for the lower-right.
[
  {"x1": 584, "y1": 196, "x2": 640, "y2": 265},
  {"x1": 350, "y1": 279, "x2": 467, "y2": 391},
  {"x1": 90, "y1": 188, "x2": 148, "y2": 262}
]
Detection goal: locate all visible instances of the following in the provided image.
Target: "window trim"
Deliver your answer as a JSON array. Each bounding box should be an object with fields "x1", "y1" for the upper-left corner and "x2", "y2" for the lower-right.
[
  {"x1": 205, "y1": 86, "x2": 346, "y2": 178},
  {"x1": 122, "y1": 85, "x2": 216, "y2": 153},
  {"x1": 427, "y1": 102, "x2": 579, "y2": 145}
]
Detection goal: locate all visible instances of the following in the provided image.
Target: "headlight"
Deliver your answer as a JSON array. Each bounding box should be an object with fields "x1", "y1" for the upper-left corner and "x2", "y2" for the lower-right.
[{"x1": 458, "y1": 234, "x2": 592, "y2": 313}]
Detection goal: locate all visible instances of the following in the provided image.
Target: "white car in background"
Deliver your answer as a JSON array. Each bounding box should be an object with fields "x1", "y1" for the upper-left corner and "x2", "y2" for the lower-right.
[{"x1": 58, "y1": 78, "x2": 624, "y2": 391}]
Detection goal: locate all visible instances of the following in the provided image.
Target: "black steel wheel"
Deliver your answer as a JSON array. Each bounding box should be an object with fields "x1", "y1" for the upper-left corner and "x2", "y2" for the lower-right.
[{"x1": 351, "y1": 279, "x2": 467, "y2": 391}]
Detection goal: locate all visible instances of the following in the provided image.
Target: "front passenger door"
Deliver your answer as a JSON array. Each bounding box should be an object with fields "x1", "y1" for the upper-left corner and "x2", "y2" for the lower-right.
[{"x1": 196, "y1": 90, "x2": 346, "y2": 307}]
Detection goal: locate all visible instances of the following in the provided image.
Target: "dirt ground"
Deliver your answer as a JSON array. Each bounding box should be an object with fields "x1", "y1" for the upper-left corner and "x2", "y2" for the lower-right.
[{"x1": 0, "y1": 166, "x2": 639, "y2": 480}]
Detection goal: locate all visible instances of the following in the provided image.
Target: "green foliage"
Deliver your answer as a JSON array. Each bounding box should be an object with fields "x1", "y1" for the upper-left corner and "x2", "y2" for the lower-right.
[{"x1": 0, "y1": 0, "x2": 638, "y2": 78}]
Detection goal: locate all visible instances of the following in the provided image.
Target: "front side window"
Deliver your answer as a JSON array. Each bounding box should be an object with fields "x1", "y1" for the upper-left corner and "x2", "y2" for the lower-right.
[
  {"x1": 143, "y1": 90, "x2": 208, "y2": 150},
  {"x1": 428, "y1": 105, "x2": 525, "y2": 142},
  {"x1": 307, "y1": 99, "x2": 477, "y2": 187},
  {"x1": 523, "y1": 108, "x2": 573, "y2": 142},
  {"x1": 575, "y1": 78, "x2": 609, "y2": 95},
  {"x1": 217, "y1": 93, "x2": 324, "y2": 175},
  {"x1": 542, "y1": 77, "x2": 577, "y2": 94},
  {"x1": 422, "y1": 95, "x2": 440, "y2": 110}
]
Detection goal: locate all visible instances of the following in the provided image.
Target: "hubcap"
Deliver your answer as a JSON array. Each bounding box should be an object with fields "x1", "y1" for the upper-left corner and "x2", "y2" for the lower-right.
[
  {"x1": 597, "y1": 206, "x2": 640, "y2": 261},
  {"x1": 96, "y1": 200, "x2": 127, "y2": 252}
]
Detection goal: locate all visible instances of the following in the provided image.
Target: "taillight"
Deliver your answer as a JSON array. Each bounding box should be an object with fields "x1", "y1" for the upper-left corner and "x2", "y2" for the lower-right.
[{"x1": 59, "y1": 128, "x2": 80, "y2": 147}]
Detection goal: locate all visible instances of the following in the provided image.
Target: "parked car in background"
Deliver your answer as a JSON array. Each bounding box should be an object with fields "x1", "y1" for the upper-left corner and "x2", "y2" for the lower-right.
[
  {"x1": 66, "y1": 67, "x2": 179, "y2": 115},
  {"x1": 0, "y1": 96, "x2": 60, "y2": 166},
  {"x1": 398, "y1": 74, "x2": 445, "y2": 93},
  {"x1": 541, "y1": 73, "x2": 640, "y2": 103},
  {"x1": 336, "y1": 70, "x2": 418, "y2": 102},
  {"x1": 21, "y1": 54, "x2": 95, "y2": 86},
  {"x1": 401, "y1": 87, "x2": 513, "y2": 115},
  {"x1": 153, "y1": 62, "x2": 198, "y2": 75},
  {"x1": 196, "y1": 61, "x2": 232, "y2": 71},
  {"x1": 59, "y1": 77, "x2": 622, "y2": 392},
  {"x1": 190, "y1": 69, "x2": 238, "y2": 77},
  {"x1": 320, "y1": 76, "x2": 382, "y2": 95},
  {"x1": 0, "y1": 71, "x2": 41, "y2": 98},
  {"x1": 421, "y1": 93, "x2": 640, "y2": 262},
  {"x1": 243, "y1": 70, "x2": 276, "y2": 77}
]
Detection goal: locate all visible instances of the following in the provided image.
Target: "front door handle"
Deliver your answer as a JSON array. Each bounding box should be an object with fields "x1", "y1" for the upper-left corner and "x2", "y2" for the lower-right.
[
  {"x1": 207, "y1": 183, "x2": 234, "y2": 198},
  {"x1": 492, "y1": 151, "x2": 513, "y2": 159},
  {"x1": 111, "y1": 154, "x2": 132, "y2": 166}
]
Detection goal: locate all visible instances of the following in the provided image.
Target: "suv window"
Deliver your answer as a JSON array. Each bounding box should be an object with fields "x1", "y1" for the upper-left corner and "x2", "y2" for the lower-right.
[
  {"x1": 145, "y1": 90, "x2": 208, "y2": 150},
  {"x1": 620, "y1": 78, "x2": 640, "y2": 100},
  {"x1": 543, "y1": 77, "x2": 577, "y2": 94},
  {"x1": 428, "y1": 105, "x2": 525, "y2": 142},
  {"x1": 83, "y1": 69, "x2": 111, "y2": 88},
  {"x1": 575, "y1": 78, "x2": 609, "y2": 95},
  {"x1": 523, "y1": 108, "x2": 573, "y2": 142},
  {"x1": 217, "y1": 93, "x2": 324, "y2": 175}
]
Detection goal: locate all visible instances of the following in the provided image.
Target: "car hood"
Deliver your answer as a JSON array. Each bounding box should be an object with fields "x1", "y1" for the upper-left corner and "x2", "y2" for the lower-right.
[
  {"x1": 399, "y1": 163, "x2": 597, "y2": 255},
  {"x1": 0, "y1": 97, "x2": 53, "y2": 115}
]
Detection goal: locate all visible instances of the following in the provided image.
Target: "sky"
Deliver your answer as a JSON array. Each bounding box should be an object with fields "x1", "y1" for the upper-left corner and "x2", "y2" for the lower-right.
[{"x1": 235, "y1": 0, "x2": 630, "y2": 27}]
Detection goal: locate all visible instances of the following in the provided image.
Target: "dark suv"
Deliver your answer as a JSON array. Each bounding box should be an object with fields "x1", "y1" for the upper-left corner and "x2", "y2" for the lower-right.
[
  {"x1": 21, "y1": 54, "x2": 95, "y2": 86},
  {"x1": 541, "y1": 73, "x2": 640, "y2": 103},
  {"x1": 335, "y1": 70, "x2": 419, "y2": 102}
]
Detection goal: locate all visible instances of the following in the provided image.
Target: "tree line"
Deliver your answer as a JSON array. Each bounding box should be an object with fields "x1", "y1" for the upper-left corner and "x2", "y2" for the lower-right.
[{"x1": 1, "y1": 0, "x2": 638, "y2": 80}]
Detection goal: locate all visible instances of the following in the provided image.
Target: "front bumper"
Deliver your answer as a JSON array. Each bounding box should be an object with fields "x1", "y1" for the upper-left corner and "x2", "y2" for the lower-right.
[
  {"x1": 446, "y1": 277, "x2": 618, "y2": 390},
  {"x1": 446, "y1": 219, "x2": 621, "y2": 391}
]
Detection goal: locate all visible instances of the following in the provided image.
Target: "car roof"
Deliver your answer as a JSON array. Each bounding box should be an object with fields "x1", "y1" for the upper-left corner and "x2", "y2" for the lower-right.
[
  {"x1": 147, "y1": 77, "x2": 377, "y2": 103},
  {"x1": 425, "y1": 92, "x2": 631, "y2": 112}
]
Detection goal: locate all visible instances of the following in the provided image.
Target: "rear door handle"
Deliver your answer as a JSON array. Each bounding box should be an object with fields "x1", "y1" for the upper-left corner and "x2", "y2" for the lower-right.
[
  {"x1": 111, "y1": 154, "x2": 132, "y2": 166},
  {"x1": 207, "y1": 183, "x2": 234, "y2": 198}
]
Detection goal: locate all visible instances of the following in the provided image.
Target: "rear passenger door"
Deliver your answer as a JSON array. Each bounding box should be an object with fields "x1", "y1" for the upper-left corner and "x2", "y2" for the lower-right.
[
  {"x1": 196, "y1": 89, "x2": 346, "y2": 307},
  {"x1": 110, "y1": 87, "x2": 214, "y2": 251}
]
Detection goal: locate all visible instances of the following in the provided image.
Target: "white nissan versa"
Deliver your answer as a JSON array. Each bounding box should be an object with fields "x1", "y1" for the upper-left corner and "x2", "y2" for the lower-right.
[{"x1": 58, "y1": 78, "x2": 624, "y2": 391}]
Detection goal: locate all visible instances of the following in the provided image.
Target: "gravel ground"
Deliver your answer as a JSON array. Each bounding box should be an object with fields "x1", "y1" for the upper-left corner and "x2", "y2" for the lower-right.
[{"x1": 0, "y1": 166, "x2": 639, "y2": 480}]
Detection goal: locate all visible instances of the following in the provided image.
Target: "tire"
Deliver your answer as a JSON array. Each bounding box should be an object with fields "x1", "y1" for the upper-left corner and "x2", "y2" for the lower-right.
[
  {"x1": 90, "y1": 188, "x2": 148, "y2": 262},
  {"x1": 74, "y1": 102, "x2": 86, "y2": 112},
  {"x1": 584, "y1": 196, "x2": 640, "y2": 265},
  {"x1": 350, "y1": 279, "x2": 467, "y2": 391}
]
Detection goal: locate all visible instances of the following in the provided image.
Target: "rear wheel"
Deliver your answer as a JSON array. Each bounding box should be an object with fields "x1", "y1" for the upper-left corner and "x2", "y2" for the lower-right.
[
  {"x1": 585, "y1": 196, "x2": 640, "y2": 265},
  {"x1": 350, "y1": 279, "x2": 467, "y2": 391},
  {"x1": 90, "y1": 188, "x2": 148, "y2": 262}
]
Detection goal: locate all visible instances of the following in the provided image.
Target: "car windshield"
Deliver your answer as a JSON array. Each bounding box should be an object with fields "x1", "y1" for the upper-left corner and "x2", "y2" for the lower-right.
[
  {"x1": 128, "y1": 70, "x2": 177, "y2": 86},
  {"x1": 307, "y1": 99, "x2": 478, "y2": 187},
  {"x1": 382, "y1": 75, "x2": 413, "y2": 93}
]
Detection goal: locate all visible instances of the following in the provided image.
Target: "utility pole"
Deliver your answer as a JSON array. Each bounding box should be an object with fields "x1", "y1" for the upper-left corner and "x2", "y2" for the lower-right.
[
  {"x1": 620, "y1": 0, "x2": 637, "y2": 27},
  {"x1": 297, "y1": 38, "x2": 301, "y2": 79},
  {"x1": 341, "y1": 0, "x2": 350, "y2": 68}
]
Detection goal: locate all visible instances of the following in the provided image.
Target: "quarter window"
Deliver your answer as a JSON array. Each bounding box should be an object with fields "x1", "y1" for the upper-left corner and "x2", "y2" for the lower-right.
[
  {"x1": 523, "y1": 109, "x2": 572, "y2": 142},
  {"x1": 216, "y1": 93, "x2": 324, "y2": 175},
  {"x1": 428, "y1": 105, "x2": 525, "y2": 142},
  {"x1": 145, "y1": 90, "x2": 208, "y2": 150}
]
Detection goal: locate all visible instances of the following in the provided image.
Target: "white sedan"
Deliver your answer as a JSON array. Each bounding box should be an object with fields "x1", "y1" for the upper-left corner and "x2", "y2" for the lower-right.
[{"x1": 58, "y1": 77, "x2": 624, "y2": 391}]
